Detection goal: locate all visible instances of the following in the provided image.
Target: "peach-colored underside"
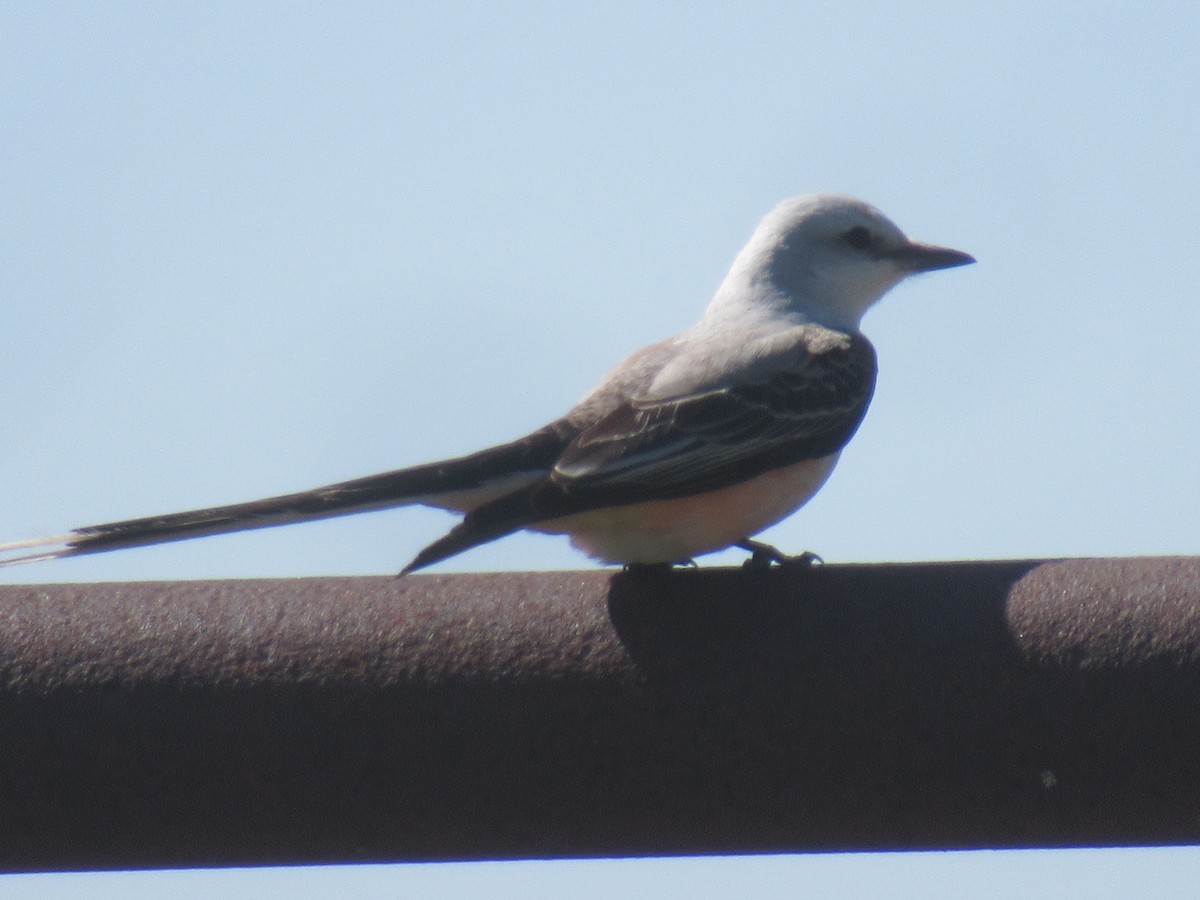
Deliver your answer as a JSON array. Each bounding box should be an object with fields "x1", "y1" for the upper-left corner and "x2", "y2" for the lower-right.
[{"x1": 533, "y1": 454, "x2": 840, "y2": 564}]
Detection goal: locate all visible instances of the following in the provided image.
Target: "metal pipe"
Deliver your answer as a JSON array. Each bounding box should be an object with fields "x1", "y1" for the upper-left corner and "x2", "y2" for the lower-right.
[{"x1": 0, "y1": 557, "x2": 1198, "y2": 872}]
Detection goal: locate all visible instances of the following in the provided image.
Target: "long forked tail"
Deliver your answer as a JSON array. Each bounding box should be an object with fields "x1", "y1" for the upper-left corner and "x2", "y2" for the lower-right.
[
  {"x1": 0, "y1": 426, "x2": 567, "y2": 569},
  {"x1": 0, "y1": 477, "x2": 412, "y2": 568}
]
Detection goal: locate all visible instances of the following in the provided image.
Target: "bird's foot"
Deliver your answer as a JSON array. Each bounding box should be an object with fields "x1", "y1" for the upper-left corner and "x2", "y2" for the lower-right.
[
  {"x1": 622, "y1": 558, "x2": 698, "y2": 575},
  {"x1": 737, "y1": 540, "x2": 823, "y2": 571}
]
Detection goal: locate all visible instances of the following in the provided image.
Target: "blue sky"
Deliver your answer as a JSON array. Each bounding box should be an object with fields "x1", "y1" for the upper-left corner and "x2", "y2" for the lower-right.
[{"x1": 3, "y1": 2, "x2": 1198, "y2": 896}]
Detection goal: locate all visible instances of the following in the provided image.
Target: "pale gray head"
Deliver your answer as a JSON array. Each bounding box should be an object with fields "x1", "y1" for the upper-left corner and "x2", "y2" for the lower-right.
[{"x1": 711, "y1": 194, "x2": 975, "y2": 331}]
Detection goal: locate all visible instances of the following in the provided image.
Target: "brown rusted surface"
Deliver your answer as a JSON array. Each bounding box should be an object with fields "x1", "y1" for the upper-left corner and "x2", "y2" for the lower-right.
[{"x1": 0, "y1": 558, "x2": 1198, "y2": 872}]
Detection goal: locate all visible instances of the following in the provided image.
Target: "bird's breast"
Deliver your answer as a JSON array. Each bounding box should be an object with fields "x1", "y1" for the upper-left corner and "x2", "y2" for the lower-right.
[{"x1": 533, "y1": 453, "x2": 840, "y2": 564}]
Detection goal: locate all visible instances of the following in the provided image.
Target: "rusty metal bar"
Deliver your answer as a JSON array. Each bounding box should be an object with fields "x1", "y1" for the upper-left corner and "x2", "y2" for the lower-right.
[{"x1": 0, "y1": 557, "x2": 1198, "y2": 872}]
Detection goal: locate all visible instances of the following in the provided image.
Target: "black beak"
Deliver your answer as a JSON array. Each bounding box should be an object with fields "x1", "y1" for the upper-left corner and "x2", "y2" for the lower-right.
[{"x1": 889, "y1": 241, "x2": 976, "y2": 272}]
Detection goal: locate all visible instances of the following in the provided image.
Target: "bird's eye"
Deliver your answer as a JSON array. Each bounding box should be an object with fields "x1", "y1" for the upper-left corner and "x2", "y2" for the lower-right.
[{"x1": 842, "y1": 225, "x2": 873, "y2": 250}]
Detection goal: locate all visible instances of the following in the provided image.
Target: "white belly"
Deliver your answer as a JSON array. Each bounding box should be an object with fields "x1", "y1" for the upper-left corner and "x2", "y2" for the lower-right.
[{"x1": 532, "y1": 454, "x2": 840, "y2": 564}]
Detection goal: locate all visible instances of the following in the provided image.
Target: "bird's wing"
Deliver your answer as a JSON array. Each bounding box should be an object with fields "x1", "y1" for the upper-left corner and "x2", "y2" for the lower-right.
[
  {"x1": 402, "y1": 327, "x2": 876, "y2": 571},
  {"x1": 555, "y1": 330, "x2": 877, "y2": 502}
]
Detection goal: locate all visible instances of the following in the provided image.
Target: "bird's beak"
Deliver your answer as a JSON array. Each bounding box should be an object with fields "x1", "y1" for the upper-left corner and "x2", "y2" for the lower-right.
[{"x1": 890, "y1": 241, "x2": 976, "y2": 272}]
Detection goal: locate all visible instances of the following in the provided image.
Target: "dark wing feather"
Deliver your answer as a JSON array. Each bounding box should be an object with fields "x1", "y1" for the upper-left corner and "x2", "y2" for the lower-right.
[{"x1": 550, "y1": 331, "x2": 877, "y2": 503}]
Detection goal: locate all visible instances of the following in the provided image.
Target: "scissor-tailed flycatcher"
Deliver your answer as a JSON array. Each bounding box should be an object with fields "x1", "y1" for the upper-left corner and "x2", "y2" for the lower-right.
[{"x1": 0, "y1": 195, "x2": 973, "y2": 574}]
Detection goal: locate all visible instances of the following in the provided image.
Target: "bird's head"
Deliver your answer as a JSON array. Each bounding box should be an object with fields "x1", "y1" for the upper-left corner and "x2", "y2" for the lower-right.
[{"x1": 715, "y1": 194, "x2": 975, "y2": 331}]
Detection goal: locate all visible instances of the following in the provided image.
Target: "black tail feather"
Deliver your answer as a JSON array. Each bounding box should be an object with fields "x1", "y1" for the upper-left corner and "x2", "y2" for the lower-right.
[{"x1": 1, "y1": 424, "x2": 571, "y2": 567}]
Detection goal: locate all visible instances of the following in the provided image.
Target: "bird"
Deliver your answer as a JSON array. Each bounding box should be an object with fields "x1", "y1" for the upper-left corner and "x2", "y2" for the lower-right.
[{"x1": 0, "y1": 195, "x2": 974, "y2": 575}]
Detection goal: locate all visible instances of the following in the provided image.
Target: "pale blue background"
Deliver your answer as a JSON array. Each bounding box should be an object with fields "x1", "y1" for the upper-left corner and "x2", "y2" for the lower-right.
[{"x1": 2, "y1": 2, "x2": 1198, "y2": 896}]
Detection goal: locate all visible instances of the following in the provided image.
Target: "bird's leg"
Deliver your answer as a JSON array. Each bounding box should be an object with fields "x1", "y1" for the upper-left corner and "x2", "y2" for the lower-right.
[{"x1": 737, "y1": 539, "x2": 823, "y2": 571}]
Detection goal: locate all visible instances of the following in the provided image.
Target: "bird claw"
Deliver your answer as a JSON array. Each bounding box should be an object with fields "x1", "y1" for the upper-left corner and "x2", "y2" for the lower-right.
[{"x1": 737, "y1": 540, "x2": 823, "y2": 571}]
